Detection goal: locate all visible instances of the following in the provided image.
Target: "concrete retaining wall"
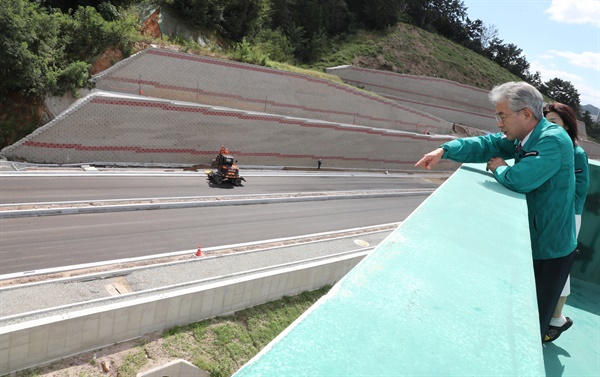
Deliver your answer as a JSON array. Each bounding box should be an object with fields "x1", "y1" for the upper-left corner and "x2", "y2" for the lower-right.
[
  {"x1": 92, "y1": 49, "x2": 454, "y2": 135},
  {"x1": 0, "y1": 252, "x2": 366, "y2": 374},
  {"x1": 0, "y1": 91, "x2": 460, "y2": 171},
  {"x1": 326, "y1": 65, "x2": 600, "y2": 159},
  {"x1": 326, "y1": 65, "x2": 498, "y2": 132},
  {"x1": 4, "y1": 49, "x2": 598, "y2": 165}
]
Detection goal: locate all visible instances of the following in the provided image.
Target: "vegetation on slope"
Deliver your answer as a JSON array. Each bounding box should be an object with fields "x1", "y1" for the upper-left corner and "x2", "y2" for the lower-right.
[
  {"x1": 306, "y1": 24, "x2": 520, "y2": 90},
  {"x1": 1, "y1": 0, "x2": 598, "y2": 148}
]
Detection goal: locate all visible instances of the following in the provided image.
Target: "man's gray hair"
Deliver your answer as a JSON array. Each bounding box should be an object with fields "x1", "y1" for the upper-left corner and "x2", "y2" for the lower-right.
[{"x1": 488, "y1": 81, "x2": 544, "y2": 120}]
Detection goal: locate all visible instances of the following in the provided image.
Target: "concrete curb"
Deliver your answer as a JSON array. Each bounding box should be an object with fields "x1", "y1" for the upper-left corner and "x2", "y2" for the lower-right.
[{"x1": 0, "y1": 191, "x2": 432, "y2": 219}]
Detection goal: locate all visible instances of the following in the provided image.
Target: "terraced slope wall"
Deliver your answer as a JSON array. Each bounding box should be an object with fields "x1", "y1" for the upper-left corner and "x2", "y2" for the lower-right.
[
  {"x1": 327, "y1": 65, "x2": 595, "y2": 146},
  {"x1": 0, "y1": 92, "x2": 459, "y2": 170},
  {"x1": 326, "y1": 65, "x2": 498, "y2": 132},
  {"x1": 92, "y1": 49, "x2": 454, "y2": 135},
  {"x1": 581, "y1": 140, "x2": 600, "y2": 160}
]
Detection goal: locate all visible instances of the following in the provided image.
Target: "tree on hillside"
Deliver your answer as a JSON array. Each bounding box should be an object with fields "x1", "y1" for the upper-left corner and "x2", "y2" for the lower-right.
[
  {"x1": 462, "y1": 19, "x2": 497, "y2": 53},
  {"x1": 542, "y1": 78, "x2": 581, "y2": 114},
  {"x1": 456, "y1": 18, "x2": 484, "y2": 52},
  {"x1": 428, "y1": 0, "x2": 467, "y2": 38},
  {"x1": 2, "y1": 0, "x2": 141, "y2": 99},
  {"x1": 324, "y1": 0, "x2": 354, "y2": 35},
  {"x1": 346, "y1": 0, "x2": 403, "y2": 29},
  {"x1": 484, "y1": 38, "x2": 529, "y2": 78},
  {"x1": 37, "y1": 0, "x2": 138, "y2": 13},
  {"x1": 219, "y1": 0, "x2": 270, "y2": 41},
  {"x1": 582, "y1": 110, "x2": 600, "y2": 142},
  {"x1": 525, "y1": 71, "x2": 543, "y2": 90},
  {"x1": 404, "y1": 0, "x2": 467, "y2": 33},
  {"x1": 0, "y1": 0, "x2": 87, "y2": 97},
  {"x1": 269, "y1": 0, "x2": 355, "y2": 62}
]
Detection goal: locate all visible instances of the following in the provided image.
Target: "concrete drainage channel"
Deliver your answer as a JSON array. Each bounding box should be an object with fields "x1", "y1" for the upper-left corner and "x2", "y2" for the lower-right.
[{"x1": 0, "y1": 225, "x2": 396, "y2": 374}]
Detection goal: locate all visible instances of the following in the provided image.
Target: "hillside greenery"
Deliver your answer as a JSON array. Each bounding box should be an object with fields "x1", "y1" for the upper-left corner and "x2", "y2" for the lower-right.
[{"x1": 1, "y1": 0, "x2": 598, "y2": 147}]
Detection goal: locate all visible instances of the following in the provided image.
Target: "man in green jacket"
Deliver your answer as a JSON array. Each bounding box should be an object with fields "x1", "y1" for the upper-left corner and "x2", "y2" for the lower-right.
[{"x1": 415, "y1": 81, "x2": 577, "y2": 342}]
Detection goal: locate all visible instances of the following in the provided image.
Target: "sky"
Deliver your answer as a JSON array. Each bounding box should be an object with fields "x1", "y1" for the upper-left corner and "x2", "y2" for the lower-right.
[{"x1": 461, "y1": 0, "x2": 600, "y2": 111}]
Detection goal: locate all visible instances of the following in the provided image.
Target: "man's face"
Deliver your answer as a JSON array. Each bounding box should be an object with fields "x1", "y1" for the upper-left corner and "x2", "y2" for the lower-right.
[{"x1": 495, "y1": 100, "x2": 525, "y2": 141}]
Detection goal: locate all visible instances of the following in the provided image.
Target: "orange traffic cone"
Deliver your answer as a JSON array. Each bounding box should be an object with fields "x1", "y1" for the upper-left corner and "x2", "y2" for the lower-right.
[{"x1": 195, "y1": 244, "x2": 202, "y2": 257}]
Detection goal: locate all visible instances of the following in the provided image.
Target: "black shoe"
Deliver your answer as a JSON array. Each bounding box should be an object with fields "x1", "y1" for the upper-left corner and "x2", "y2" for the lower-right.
[{"x1": 543, "y1": 317, "x2": 573, "y2": 343}]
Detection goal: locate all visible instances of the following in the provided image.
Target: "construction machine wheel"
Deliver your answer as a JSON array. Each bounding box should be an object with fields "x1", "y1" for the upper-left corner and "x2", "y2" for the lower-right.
[
  {"x1": 234, "y1": 178, "x2": 242, "y2": 186},
  {"x1": 213, "y1": 175, "x2": 223, "y2": 184}
]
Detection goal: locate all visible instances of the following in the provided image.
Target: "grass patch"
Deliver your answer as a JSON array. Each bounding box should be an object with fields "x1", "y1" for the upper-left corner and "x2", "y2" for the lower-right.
[
  {"x1": 118, "y1": 347, "x2": 148, "y2": 377},
  {"x1": 161, "y1": 286, "x2": 331, "y2": 376},
  {"x1": 305, "y1": 22, "x2": 521, "y2": 90},
  {"x1": 10, "y1": 286, "x2": 331, "y2": 377}
]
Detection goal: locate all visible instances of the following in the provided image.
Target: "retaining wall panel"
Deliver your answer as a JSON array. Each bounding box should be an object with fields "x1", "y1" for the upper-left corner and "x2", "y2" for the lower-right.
[
  {"x1": 2, "y1": 92, "x2": 461, "y2": 170},
  {"x1": 93, "y1": 49, "x2": 453, "y2": 135},
  {"x1": 1, "y1": 253, "x2": 363, "y2": 374},
  {"x1": 327, "y1": 66, "x2": 498, "y2": 132},
  {"x1": 81, "y1": 314, "x2": 100, "y2": 350}
]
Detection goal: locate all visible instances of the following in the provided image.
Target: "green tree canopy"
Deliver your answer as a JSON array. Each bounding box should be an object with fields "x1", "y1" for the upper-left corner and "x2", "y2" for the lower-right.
[
  {"x1": 542, "y1": 78, "x2": 581, "y2": 114},
  {"x1": 1, "y1": 0, "x2": 139, "y2": 98},
  {"x1": 0, "y1": 0, "x2": 63, "y2": 96},
  {"x1": 484, "y1": 38, "x2": 530, "y2": 79}
]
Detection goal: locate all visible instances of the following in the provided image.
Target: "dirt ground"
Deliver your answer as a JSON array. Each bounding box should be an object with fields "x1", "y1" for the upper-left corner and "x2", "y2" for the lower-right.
[{"x1": 31, "y1": 333, "x2": 188, "y2": 376}]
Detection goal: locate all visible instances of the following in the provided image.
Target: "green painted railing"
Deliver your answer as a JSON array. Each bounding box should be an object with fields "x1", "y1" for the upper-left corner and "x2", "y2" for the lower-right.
[
  {"x1": 573, "y1": 160, "x2": 600, "y2": 285},
  {"x1": 235, "y1": 161, "x2": 600, "y2": 377},
  {"x1": 236, "y1": 163, "x2": 546, "y2": 376}
]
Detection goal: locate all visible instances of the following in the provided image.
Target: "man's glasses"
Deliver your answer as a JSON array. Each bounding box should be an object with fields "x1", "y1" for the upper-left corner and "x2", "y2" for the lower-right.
[{"x1": 495, "y1": 107, "x2": 527, "y2": 124}]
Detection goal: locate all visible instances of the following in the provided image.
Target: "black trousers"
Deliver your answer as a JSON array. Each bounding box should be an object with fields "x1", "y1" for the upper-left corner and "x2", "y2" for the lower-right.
[{"x1": 533, "y1": 250, "x2": 576, "y2": 341}]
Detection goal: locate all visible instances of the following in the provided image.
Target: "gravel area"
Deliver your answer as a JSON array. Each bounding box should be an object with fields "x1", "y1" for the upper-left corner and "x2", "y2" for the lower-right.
[{"x1": 0, "y1": 229, "x2": 392, "y2": 327}]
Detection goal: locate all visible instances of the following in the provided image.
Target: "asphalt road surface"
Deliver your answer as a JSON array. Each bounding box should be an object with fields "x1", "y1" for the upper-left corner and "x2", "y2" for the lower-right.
[
  {"x1": 0, "y1": 172, "x2": 441, "y2": 275},
  {"x1": 0, "y1": 173, "x2": 441, "y2": 204}
]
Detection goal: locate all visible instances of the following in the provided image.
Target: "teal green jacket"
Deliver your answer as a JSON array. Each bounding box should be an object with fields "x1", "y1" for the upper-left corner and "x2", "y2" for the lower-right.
[
  {"x1": 441, "y1": 118, "x2": 576, "y2": 260},
  {"x1": 574, "y1": 145, "x2": 589, "y2": 215}
]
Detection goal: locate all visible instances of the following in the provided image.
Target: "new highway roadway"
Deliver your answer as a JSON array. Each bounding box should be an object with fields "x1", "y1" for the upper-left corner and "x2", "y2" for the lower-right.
[{"x1": 0, "y1": 169, "x2": 447, "y2": 276}]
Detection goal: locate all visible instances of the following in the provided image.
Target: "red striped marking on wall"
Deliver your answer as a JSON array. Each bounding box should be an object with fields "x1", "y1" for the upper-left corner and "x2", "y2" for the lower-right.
[
  {"x1": 104, "y1": 75, "x2": 445, "y2": 132},
  {"x1": 89, "y1": 97, "x2": 455, "y2": 141},
  {"x1": 341, "y1": 78, "x2": 494, "y2": 117},
  {"x1": 20, "y1": 141, "x2": 443, "y2": 165},
  {"x1": 101, "y1": 49, "x2": 447, "y2": 126},
  {"x1": 340, "y1": 66, "x2": 490, "y2": 93}
]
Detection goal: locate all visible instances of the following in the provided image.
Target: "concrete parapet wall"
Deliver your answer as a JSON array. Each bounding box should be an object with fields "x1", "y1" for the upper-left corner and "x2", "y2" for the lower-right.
[
  {"x1": 235, "y1": 164, "x2": 545, "y2": 376},
  {"x1": 92, "y1": 49, "x2": 453, "y2": 135},
  {"x1": 0, "y1": 91, "x2": 460, "y2": 171},
  {"x1": 234, "y1": 163, "x2": 600, "y2": 377},
  {"x1": 326, "y1": 65, "x2": 498, "y2": 132},
  {"x1": 0, "y1": 252, "x2": 365, "y2": 374},
  {"x1": 574, "y1": 160, "x2": 600, "y2": 284}
]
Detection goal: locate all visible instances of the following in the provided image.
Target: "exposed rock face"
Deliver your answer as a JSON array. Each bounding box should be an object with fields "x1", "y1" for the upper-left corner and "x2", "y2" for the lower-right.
[
  {"x1": 140, "y1": 8, "x2": 162, "y2": 39},
  {"x1": 90, "y1": 47, "x2": 124, "y2": 76}
]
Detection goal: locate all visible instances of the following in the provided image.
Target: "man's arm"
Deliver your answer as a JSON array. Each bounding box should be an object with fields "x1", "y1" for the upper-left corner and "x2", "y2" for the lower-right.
[
  {"x1": 415, "y1": 148, "x2": 445, "y2": 170},
  {"x1": 493, "y1": 136, "x2": 563, "y2": 193},
  {"x1": 415, "y1": 133, "x2": 514, "y2": 170},
  {"x1": 442, "y1": 133, "x2": 514, "y2": 162}
]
